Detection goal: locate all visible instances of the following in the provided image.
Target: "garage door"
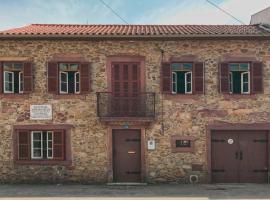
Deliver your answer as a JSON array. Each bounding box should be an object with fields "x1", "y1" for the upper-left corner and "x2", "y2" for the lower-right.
[{"x1": 211, "y1": 131, "x2": 268, "y2": 183}]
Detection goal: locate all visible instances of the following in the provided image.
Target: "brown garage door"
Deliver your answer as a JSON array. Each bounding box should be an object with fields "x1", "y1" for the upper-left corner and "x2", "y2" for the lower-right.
[
  {"x1": 211, "y1": 131, "x2": 268, "y2": 183},
  {"x1": 113, "y1": 129, "x2": 141, "y2": 182}
]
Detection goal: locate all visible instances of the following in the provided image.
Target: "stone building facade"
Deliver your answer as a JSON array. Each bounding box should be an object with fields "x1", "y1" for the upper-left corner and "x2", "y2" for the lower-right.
[{"x1": 0, "y1": 24, "x2": 270, "y2": 183}]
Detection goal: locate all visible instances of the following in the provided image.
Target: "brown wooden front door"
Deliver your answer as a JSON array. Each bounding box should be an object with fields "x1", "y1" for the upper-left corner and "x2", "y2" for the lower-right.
[
  {"x1": 113, "y1": 129, "x2": 141, "y2": 182},
  {"x1": 211, "y1": 131, "x2": 268, "y2": 183},
  {"x1": 111, "y1": 62, "x2": 141, "y2": 116}
]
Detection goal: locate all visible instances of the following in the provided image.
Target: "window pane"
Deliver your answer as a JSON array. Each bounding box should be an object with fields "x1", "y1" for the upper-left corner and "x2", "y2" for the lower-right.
[
  {"x1": 186, "y1": 83, "x2": 191, "y2": 92},
  {"x1": 5, "y1": 82, "x2": 12, "y2": 92},
  {"x1": 47, "y1": 132, "x2": 52, "y2": 140},
  {"x1": 240, "y1": 63, "x2": 249, "y2": 71},
  {"x1": 33, "y1": 133, "x2": 41, "y2": 140},
  {"x1": 33, "y1": 141, "x2": 42, "y2": 148},
  {"x1": 70, "y1": 64, "x2": 79, "y2": 71},
  {"x1": 33, "y1": 149, "x2": 42, "y2": 157},
  {"x1": 171, "y1": 63, "x2": 181, "y2": 71},
  {"x1": 3, "y1": 63, "x2": 12, "y2": 70},
  {"x1": 13, "y1": 63, "x2": 23, "y2": 70},
  {"x1": 47, "y1": 141, "x2": 52, "y2": 148},
  {"x1": 186, "y1": 73, "x2": 192, "y2": 82},
  {"x1": 172, "y1": 82, "x2": 176, "y2": 93},
  {"x1": 61, "y1": 83, "x2": 67, "y2": 92},
  {"x1": 243, "y1": 73, "x2": 249, "y2": 82},
  {"x1": 61, "y1": 73, "x2": 67, "y2": 82},
  {"x1": 229, "y1": 64, "x2": 239, "y2": 71},
  {"x1": 183, "y1": 63, "x2": 192, "y2": 70},
  {"x1": 59, "y1": 63, "x2": 68, "y2": 71},
  {"x1": 5, "y1": 72, "x2": 12, "y2": 82},
  {"x1": 47, "y1": 149, "x2": 52, "y2": 158},
  {"x1": 243, "y1": 83, "x2": 249, "y2": 92}
]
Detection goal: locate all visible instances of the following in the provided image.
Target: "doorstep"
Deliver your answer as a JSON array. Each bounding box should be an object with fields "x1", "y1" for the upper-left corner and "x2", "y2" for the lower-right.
[{"x1": 107, "y1": 182, "x2": 148, "y2": 186}]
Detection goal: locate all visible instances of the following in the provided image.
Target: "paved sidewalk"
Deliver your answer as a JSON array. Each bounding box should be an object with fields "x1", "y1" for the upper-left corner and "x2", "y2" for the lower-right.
[{"x1": 0, "y1": 183, "x2": 269, "y2": 199}]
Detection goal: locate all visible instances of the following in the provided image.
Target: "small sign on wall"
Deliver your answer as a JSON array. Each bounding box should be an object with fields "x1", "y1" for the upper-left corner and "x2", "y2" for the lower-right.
[
  {"x1": 148, "y1": 140, "x2": 155, "y2": 150},
  {"x1": 30, "y1": 105, "x2": 52, "y2": 120}
]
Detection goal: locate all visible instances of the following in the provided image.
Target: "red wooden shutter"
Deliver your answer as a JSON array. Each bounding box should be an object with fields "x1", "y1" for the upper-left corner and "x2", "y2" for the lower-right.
[
  {"x1": 53, "y1": 130, "x2": 65, "y2": 160},
  {"x1": 251, "y1": 62, "x2": 263, "y2": 94},
  {"x1": 0, "y1": 62, "x2": 2, "y2": 93},
  {"x1": 47, "y1": 62, "x2": 58, "y2": 93},
  {"x1": 80, "y1": 62, "x2": 91, "y2": 94},
  {"x1": 23, "y1": 62, "x2": 33, "y2": 93},
  {"x1": 18, "y1": 130, "x2": 30, "y2": 160},
  {"x1": 161, "y1": 62, "x2": 171, "y2": 93},
  {"x1": 193, "y1": 62, "x2": 204, "y2": 94},
  {"x1": 219, "y1": 62, "x2": 229, "y2": 93}
]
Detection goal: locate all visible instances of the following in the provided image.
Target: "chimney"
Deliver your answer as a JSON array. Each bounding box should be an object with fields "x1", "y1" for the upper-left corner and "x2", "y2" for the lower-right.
[{"x1": 250, "y1": 7, "x2": 270, "y2": 27}]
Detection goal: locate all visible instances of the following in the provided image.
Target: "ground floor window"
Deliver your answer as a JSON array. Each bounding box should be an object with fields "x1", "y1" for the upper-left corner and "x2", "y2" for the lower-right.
[
  {"x1": 17, "y1": 129, "x2": 65, "y2": 161},
  {"x1": 31, "y1": 131, "x2": 53, "y2": 159}
]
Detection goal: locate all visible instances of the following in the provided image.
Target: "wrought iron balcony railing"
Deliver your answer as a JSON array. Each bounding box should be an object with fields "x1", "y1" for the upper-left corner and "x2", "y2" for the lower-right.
[{"x1": 97, "y1": 92, "x2": 155, "y2": 118}]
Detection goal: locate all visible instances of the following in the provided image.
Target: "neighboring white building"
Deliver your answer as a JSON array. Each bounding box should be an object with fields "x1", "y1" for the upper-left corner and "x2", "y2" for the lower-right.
[{"x1": 250, "y1": 7, "x2": 270, "y2": 25}]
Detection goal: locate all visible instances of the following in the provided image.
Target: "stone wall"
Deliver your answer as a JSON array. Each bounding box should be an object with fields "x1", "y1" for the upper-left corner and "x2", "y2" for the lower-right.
[{"x1": 0, "y1": 39, "x2": 270, "y2": 183}]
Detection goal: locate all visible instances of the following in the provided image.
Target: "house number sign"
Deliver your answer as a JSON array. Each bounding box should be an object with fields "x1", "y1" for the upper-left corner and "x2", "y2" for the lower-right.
[{"x1": 30, "y1": 105, "x2": 52, "y2": 120}]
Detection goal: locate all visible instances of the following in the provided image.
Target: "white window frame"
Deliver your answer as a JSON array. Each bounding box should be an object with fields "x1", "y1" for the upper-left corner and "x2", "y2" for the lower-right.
[
  {"x1": 19, "y1": 71, "x2": 23, "y2": 93},
  {"x1": 185, "y1": 71, "x2": 192, "y2": 94},
  {"x1": 31, "y1": 131, "x2": 43, "y2": 159},
  {"x1": 241, "y1": 71, "x2": 250, "y2": 94},
  {"x1": 47, "y1": 131, "x2": 53, "y2": 159},
  {"x1": 59, "y1": 71, "x2": 68, "y2": 94},
  {"x1": 229, "y1": 72, "x2": 233, "y2": 94},
  {"x1": 172, "y1": 72, "x2": 177, "y2": 94},
  {"x1": 75, "y1": 71, "x2": 80, "y2": 94},
  {"x1": 3, "y1": 71, "x2": 14, "y2": 93}
]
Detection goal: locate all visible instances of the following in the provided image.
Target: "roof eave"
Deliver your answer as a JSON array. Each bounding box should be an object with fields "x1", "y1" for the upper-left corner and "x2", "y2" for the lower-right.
[{"x1": 0, "y1": 34, "x2": 269, "y2": 39}]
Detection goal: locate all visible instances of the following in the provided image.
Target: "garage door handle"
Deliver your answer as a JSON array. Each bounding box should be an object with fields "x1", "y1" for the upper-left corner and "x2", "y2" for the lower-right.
[
  {"x1": 239, "y1": 151, "x2": 243, "y2": 160},
  {"x1": 235, "y1": 151, "x2": 238, "y2": 159}
]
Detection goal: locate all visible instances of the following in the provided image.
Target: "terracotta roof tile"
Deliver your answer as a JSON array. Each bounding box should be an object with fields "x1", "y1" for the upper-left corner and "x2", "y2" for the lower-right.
[{"x1": 0, "y1": 24, "x2": 269, "y2": 38}]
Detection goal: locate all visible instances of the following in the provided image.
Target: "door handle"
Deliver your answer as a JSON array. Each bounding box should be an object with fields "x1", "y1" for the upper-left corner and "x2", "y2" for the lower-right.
[
  {"x1": 239, "y1": 151, "x2": 243, "y2": 160},
  {"x1": 235, "y1": 151, "x2": 239, "y2": 159}
]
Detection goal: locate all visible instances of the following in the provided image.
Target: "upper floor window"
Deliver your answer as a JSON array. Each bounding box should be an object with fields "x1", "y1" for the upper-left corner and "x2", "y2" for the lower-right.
[
  {"x1": 161, "y1": 61, "x2": 204, "y2": 94},
  {"x1": 3, "y1": 62, "x2": 23, "y2": 93},
  {"x1": 47, "y1": 62, "x2": 90, "y2": 95},
  {"x1": 171, "y1": 63, "x2": 192, "y2": 94},
  {"x1": 220, "y1": 61, "x2": 263, "y2": 94},
  {"x1": 229, "y1": 63, "x2": 250, "y2": 94},
  {"x1": 59, "y1": 63, "x2": 80, "y2": 94},
  {"x1": 0, "y1": 62, "x2": 33, "y2": 94}
]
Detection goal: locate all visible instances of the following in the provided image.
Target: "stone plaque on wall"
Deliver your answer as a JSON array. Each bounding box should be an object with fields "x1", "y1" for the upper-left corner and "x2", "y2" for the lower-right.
[{"x1": 30, "y1": 105, "x2": 52, "y2": 120}]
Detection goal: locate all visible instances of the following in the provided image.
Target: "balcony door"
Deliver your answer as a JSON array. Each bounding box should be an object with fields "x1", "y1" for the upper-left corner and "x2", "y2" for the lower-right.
[{"x1": 111, "y1": 62, "x2": 141, "y2": 116}]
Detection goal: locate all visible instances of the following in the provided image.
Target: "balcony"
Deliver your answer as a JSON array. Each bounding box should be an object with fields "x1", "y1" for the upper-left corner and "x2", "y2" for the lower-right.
[{"x1": 97, "y1": 92, "x2": 155, "y2": 122}]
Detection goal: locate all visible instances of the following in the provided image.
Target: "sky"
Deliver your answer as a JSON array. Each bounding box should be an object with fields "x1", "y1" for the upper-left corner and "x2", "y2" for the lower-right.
[{"x1": 0, "y1": 0, "x2": 269, "y2": 30}]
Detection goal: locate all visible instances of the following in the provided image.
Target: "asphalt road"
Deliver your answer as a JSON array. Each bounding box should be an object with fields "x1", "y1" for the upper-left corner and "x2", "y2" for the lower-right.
[{"x1": 0, "y1": 183, "x2": 269, "y2": 199}]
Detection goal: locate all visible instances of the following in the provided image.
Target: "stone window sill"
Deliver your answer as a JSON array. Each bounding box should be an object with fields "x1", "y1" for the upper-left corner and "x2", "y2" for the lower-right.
[
  {"x1": 14, "y1": 160, "x2": 72, "y2": 166},
  {"x1": 164, "y1": 94, "x2": 201, "y2": 101},
  {"x1": 223, "y1": 94, "x2": 257, "y2": 100},
  {"x1": 53, "y1": 94, "x2": 87, "y2": 100},
  {"x1": 0, "y1": 94, "x2": 30, "y2": 99}
]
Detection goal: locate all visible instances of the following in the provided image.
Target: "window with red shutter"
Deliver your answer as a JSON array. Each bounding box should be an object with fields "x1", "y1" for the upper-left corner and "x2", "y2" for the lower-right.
[
  {"x1": 47, "y1": 62, "x2": 58, "y2": 93},
  {"x1": 80, "y1": 62, "x2": 91, "y2": 94},
  {"x1": 53, "y1": 130, "x2": 65, "y2": 160},
  {"x1": 161, "y1": 62, "x2": 171, "y2": 93},
  {"x1": 219, "y1": 62, "x2": 229, "y2": 93},
  {"x1": 251, "y1": 62, "x2": 263, "y2": 93},
  {"x1": 2, "y1": 62, "x2": 25, "y2": 94},
  {"x1": 18, "y1": 131, "x2": 30, "y2": 160},
  {"x1": 23, "y1": 62, "x2": 33, "y2": 93},
  {"x1": 193, "y1": 62, "x2": 204, "y2": 94}
]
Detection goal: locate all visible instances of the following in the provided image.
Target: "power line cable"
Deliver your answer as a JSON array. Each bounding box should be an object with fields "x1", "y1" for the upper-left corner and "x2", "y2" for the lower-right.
[
  {"x1": 98, "y1": 0, "x2": 129, "y2": 24},
  {"x1": 205, "y1": 0, "x2": 246, "y2": 25}
]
